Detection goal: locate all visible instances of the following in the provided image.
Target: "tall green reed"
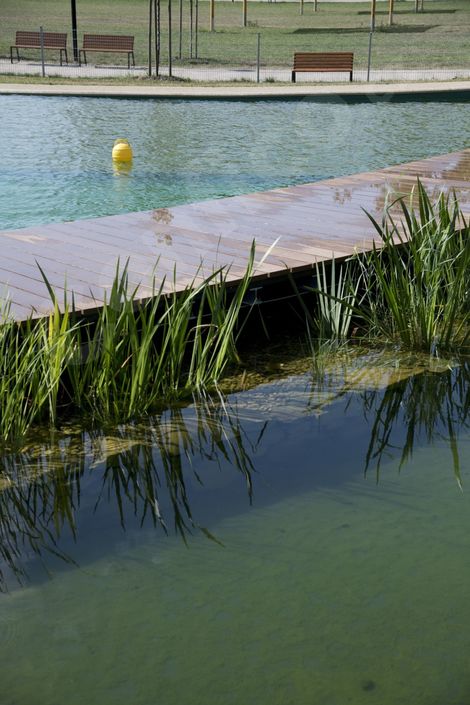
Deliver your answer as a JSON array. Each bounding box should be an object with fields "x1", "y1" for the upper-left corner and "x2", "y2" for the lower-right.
[
  {"x1": 358, "y1": 182, "x2": 470, "y2": 354},
  {"x1": 0, "y1": 246, "x2": 258, "y2": 444}
]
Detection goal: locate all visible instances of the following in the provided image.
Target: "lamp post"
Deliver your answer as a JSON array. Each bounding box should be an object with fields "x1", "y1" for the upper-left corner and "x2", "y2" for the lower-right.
[{"x1": 71, "y1": 0, "x2": 78, "y2": 62}]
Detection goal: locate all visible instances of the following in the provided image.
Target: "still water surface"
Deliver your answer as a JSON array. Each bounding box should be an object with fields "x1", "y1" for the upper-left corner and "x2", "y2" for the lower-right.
[
  {"x1": 0, "y1": 351, "x2": 469, "y2": 704},
  {"x1": 1, "y1": 94, "x2": 470, "y2": 230}
]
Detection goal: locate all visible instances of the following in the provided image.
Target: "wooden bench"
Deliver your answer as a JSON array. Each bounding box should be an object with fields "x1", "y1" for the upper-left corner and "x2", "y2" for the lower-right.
[
  {"x1": 10, "y1": 31, "x2": 68, "y2": 65},
  {"x1": 79, "y1": 34, "x2": 135, "y2": 69},
  {"x1": 292, "y1": 52, "x2": 354, "y2": 83}
]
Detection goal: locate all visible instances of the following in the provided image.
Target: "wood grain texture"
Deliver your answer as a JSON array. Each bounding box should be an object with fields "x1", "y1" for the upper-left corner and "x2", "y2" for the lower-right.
[{"x1": 1, "y1": 148, "x2": 469, "y2": 321}]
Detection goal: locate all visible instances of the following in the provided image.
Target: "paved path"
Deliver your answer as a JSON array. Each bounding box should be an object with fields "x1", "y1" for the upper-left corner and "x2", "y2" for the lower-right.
[
  {"x1": 1, "y1": 59, "x2": 469, "y2": 84},
  {"x1": 1, "y1": 79, "x2": 469, "y2": 99}
]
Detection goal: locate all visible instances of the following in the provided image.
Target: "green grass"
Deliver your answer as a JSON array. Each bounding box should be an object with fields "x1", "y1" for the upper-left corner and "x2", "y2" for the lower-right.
[{"x1": 1, "y1": 0, "x2": 469, "y2": 68}]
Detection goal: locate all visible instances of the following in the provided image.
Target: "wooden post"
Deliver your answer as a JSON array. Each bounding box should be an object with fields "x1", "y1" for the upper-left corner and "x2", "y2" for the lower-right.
[
  {"x1": 314, "y1": 0, "x2": 318, "y2": 11},
  {"x1": 370, "y1": 0, "x2": 376, "y2": 31},
  {"x1": 148, "y1": 0, "x2": 153, "y2": 76},
  {"x1": 190, "y1": 0, "x2": 193, "y2": 57},
  {"x1": 414, "y1": 0, "x2": 419, "y2": 12},
  {"x1": 388, "y1": 0, "x2": 394, "y2": 25},
  {"x1": 300, "y1": 0, "x2": 304, "y2": 16},
  {"x1": 195, "y1": 0, "x2": 199, "y2": 58},
  {"x1": 178, "y1": 0, "x2": 182, "y2": 58},
  {"x1": 243, "y1": 0, "x2": 247, "y2": 27},
  {"x1": 168, "y1": 0, "x2": 172, "y2": 77},
  {"x1": 155, "y1": 0, "x2": 160, "y2": 76},
  {"x1": 210, "y1": 0, "x2": 214, "y2": 31}
]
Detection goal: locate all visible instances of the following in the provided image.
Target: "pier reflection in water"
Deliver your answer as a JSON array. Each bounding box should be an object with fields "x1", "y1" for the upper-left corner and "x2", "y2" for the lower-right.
[
  {"x1": 2, "y1": 351, "x2": 470, "y2": 705},
  {"x1": 0, "y1": 350, "x2": 468, "y2": 591}
]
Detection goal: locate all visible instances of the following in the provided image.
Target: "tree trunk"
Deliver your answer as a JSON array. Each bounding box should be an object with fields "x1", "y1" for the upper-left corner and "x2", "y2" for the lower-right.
[
  {"x1": 370, "y1": 0, "x2": 377, "y2": 31},
  {"x1": 148, "y1": 0, "x2": 153, "y2": 76},
  {"x1": 155, "y1": 0, "x2": 160, "y2": 76},
  {"x1": 168, "y1": 0, "x2": 173, "y2": 77}
]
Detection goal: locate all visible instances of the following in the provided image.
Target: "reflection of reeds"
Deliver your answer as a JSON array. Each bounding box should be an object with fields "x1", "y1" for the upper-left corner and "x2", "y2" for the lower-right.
[
  {"x1": 0, "y1": 246, "x2": 256, "y2": 445},
  {"x1": 361, "y1": 359, "x2": 470, "y2": 486},
  {"x1": 0, "y1": 395, "x2": 262, "y2": 591}
]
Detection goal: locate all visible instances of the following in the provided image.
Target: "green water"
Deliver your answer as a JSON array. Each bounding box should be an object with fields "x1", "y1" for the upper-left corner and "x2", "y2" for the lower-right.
[
  {"x1": 1, "y1": 94, "x2": 470, "y2": 230},
  {"x1": 1, "y1": 352, "x2": 469, "y2": 704}
]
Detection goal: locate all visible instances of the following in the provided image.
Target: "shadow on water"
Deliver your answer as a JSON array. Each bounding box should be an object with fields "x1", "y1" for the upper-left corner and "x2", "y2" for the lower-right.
[{"x1": 0, "y1": 353, "x2": 469, "y2": 591}]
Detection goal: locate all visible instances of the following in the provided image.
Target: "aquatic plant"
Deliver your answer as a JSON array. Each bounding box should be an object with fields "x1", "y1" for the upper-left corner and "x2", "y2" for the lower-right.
[
  {"x1": 358, "y1": 182, "x2": 470, "y2": 354},
  {"x1": 313, "y1": 258, "x2": 360, "y2": 341},
  {"x1": 0, "y1": 247, "x2": 258, "y2": 444}
]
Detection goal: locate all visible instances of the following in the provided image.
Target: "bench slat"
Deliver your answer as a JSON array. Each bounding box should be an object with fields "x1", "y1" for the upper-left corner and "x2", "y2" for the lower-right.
[
  {"x1": 14, "y1": 31, "x2": 67, "y2": 49},
  {"x1": 292, "y1": 52, "x2": 354, "y2": 82},
  {"x1": 82, "y1": 34, "x2": 134, "y2": 51}
]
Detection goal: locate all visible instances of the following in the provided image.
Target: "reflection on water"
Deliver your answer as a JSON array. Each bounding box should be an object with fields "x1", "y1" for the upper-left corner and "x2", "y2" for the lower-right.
[
  {"x1": 0, "y1": 350, "x2": 468, "y2": 591},
  {"x1": 2, "y1": 350, "x2": 470, "y2": 704}
]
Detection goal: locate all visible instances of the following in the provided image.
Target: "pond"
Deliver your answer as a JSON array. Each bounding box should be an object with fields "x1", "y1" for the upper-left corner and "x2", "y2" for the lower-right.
[
  {"x1": 1, "y1": 349, "x2": 469, "y2": 705},
  {"x1": 1, "y1": 93, "x2": 470, "y2": 230}
]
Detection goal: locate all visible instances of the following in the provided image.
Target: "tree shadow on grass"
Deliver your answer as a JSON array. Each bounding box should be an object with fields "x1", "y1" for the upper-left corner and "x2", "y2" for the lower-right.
[
  {"x1": 293, "y1": 25, "x2": 437, "y2": 34},
  {"x1": 357, "y1": 8, "x2": 457, "y2": 14}
]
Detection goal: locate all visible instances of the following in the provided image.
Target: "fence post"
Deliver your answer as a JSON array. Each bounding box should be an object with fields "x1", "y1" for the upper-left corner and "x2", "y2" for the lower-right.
[
  {"x1": 256, "y1": 33, "x2": 260, "y2": 83},
  {"x1": 148, "y1": 0, "x2": 153, "y2": 76},
  {"x1": 168, "y1": 0, "x2": 172, "y2": 77},
  {"x1": 39, "y1": 25, "x2": 46, "y2": 77},
  {"x1": 195, "y1": 0, "x2": 199, "y2": 58},
  {"x1": 178, "y1": 0, "x2": 183, "y2": 59},
  {"x1": 367, "y1": 31, "x2": 373, "y2": 82}
]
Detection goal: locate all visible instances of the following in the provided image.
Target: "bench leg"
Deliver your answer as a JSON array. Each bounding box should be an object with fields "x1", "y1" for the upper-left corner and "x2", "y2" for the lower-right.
[
  {"x1": 128, "y1": 52, "x2": 130, "y2": 70},
  {"x1": 132, "y1": 51, "x2": 135, "y2": 68},
  {"x1": 350, "y1": 70, "x2": 353, "y2": 82},
  {"x1": 60, "y1": 49, "x2": 63, "y2": 67},
  {"x1": 292, "y1": 70, "x2": 296, "y2": 83},
  {"x1": 64, "y1": 49, "x2": 68, "y2": 64},
  {"x1": 10, "y1": 46, "x2": 13, "y2": 64}
]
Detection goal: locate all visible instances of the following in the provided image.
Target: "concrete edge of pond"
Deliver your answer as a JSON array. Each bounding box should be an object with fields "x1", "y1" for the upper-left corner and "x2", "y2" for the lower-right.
[{"x1": 1, "y1": 80, "x2": 470, "y2": 100}]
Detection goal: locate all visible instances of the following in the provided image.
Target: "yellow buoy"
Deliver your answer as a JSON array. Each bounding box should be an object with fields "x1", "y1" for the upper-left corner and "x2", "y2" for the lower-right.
[{"x1": 112, "y1": 138, "x2": 133, "y2": 163}]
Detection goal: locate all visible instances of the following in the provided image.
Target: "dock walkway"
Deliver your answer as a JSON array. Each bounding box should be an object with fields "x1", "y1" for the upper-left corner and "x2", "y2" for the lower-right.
[{"x1": 1, "y1": 148, "x2": 470, "y2": 322}]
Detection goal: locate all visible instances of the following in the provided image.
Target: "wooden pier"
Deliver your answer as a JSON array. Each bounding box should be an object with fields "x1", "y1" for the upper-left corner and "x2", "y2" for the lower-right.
[{"x1": 1, "y1": 148, "x2": 470, "y2": 322}]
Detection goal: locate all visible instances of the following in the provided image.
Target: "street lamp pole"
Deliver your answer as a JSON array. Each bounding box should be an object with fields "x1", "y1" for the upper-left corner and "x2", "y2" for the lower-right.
[{"x1": 71, "y1": 0, "x2": 78, "y2": 62}]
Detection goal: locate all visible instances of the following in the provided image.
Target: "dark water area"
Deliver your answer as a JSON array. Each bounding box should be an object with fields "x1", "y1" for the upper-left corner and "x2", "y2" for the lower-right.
[{"x1": 1, "y1": 350, "x2": 469, "y2": 704}]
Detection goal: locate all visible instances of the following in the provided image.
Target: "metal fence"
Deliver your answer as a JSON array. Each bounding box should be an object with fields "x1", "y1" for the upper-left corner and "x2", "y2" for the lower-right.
[{"x1": 1, "y1": 8, "x2": 469, "y2": 84}]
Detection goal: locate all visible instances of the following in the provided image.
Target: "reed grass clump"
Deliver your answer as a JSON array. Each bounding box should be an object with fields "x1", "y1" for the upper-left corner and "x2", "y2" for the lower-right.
[
  {"x1": 296, "y1": 185, "x2": 470, "y2": 358},
  {"x1": 358, "y1": 183, "x2": 470, "y2": 354},
  {"x1": 0, "y1": 248, "x2": 257, "y2": 444}
]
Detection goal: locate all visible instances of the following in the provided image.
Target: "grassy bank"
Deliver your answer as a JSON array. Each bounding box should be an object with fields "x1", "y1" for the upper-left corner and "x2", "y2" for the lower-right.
[{"x1": 1, "y1": 1, "x2": 469, "y2": 68}]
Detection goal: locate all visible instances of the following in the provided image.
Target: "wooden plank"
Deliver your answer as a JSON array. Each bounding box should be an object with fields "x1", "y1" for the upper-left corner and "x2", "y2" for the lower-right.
[{"x1": 1, "y1": 147, "x2": 469, "y2": 322}]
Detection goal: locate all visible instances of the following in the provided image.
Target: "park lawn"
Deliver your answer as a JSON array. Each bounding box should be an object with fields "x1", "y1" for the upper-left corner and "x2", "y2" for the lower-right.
[{"x1": 1, "y1": 0, "x2": 469, "y2": 68}]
